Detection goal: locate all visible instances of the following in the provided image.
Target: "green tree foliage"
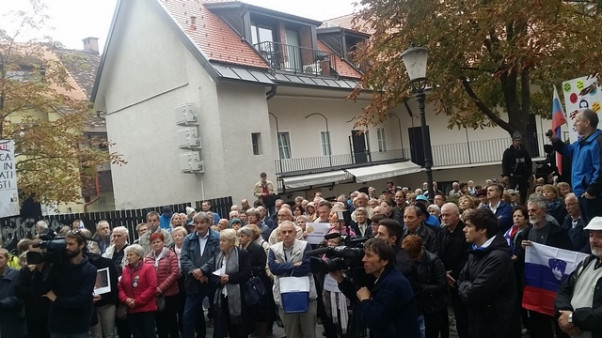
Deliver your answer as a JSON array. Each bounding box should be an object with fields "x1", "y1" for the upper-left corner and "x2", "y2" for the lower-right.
[
  {"x1": 351, "y1": 0, "x2": 602, "y2": 147},
  {"x1": 0, "y1": 3, "x2": 124, "y2": 205}
]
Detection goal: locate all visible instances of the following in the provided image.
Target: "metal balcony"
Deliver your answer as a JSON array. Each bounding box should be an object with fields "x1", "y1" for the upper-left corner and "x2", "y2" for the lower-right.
[{"x1": 254, "y1": 41, "x2": 338, "y2": 77}]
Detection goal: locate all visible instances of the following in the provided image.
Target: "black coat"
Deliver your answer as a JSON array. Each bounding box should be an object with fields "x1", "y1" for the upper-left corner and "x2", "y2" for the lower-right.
[
  {"x1": 407, "y1": 250, "x2": 448, "y2": 315},
  {"x1": 403, "y1": 223, "x2": 439, "y2": 254},
  {"x1": 350, "y1": 221, "x2": 372, "y2": 238},
  {"x1": 502, "y1": 144, "x2": 532, "y2": 179},
  {"x1": 555, "y1": 255, "x2": 602, "y2": 338},
  {"x1": 437, "y1": 221, "x2": 471, "y2": 280},
  {"x1": 561, "y1": 216, "x2": 590, "y2": 253},
  {"x1": 457, "y1": 234, "x2": 521, "y2": 338}
]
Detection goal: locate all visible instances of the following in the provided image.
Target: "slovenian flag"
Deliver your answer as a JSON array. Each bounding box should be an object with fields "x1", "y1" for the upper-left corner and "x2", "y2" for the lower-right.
[
  {"x1": 522, "y1": 242, "x2": 588, "y2": 316},
  {"x1": 552, "y1": 86, "x2": 567, "y2": 175}
]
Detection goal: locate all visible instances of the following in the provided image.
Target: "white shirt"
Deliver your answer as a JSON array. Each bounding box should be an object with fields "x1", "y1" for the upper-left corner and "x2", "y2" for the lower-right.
[{"x1": 197, "y1": 231, "x2": 210, "y2": 257}]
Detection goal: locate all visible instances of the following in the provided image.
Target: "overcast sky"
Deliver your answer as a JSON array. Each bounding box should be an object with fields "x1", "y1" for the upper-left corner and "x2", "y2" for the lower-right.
[{"x1": 0, "y1": 0, "x2": 359, "y2": 52}]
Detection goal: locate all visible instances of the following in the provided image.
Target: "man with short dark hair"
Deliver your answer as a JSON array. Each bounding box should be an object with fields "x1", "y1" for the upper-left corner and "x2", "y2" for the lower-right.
[
  {"x1": 138, "y1": 211, "x2": 173, "y2": 254},
  {"x1": 550, "y1": 108, "x2": 602, "y2": 224},
  {"x1": 502, "y1": 132, "x2": 532, "y2": 205},
  {"x1": 376, "y1": 218, "x2": 412, "y2": 276},
  {"x1": 403, "y1": 206, "x2": 438, "y2": 253},
  {"x1": 457, "y1": 208, "x2": 521, "y2": 337},
  {"x1": 201, "y1": 200, "x2": 221, "y2": 224},
  {"x1": 254, "y1": 172, "x2": 277, "y2": 216},
  {"x1": 393, "y1": 190, "x2": 407, "y2": 225},
  {"x1": 482, "y1": 183, "x2": 513, "y2": 233},
  {"x1": 331, "y1": 238, "x2": 421, "y2": 337},
  {"x1": 35, "y1": 230, "x2": 98, "y2": 338}
]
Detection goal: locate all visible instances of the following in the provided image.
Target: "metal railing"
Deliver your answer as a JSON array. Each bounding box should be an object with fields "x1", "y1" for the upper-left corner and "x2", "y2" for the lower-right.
[
  {"x1": 430, "y1": 134, "x2": 544, "y2": 167},
  {"x1": 275, "y1": 149, "x2": 405, "y2": 174},
  {"x1": 254, "y1": 41, "x2": 337, "y2": 76},
  {"x1": 275, "y1": 134, "x2": 546, "y2": 175}
]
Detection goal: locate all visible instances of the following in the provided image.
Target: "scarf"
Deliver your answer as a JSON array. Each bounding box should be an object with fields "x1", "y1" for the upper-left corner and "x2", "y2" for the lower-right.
[
  {"x1": 151, "y1": 247, "x2": 170, "y2": 268},
  {"x1": 214, "y1": 247, "x2": 242, "y2": 323}
]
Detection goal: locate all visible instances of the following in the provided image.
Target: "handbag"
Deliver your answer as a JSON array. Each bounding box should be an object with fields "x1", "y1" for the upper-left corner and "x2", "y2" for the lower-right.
[
  {"x1": 244, "y1": 274, "x2": 267, "y2": 307},
  {"x1": 116, "y1": 303, "x2": 128, "y2": 320},
  {"x1": 279, "y1": 276, "x2": 310, "y2": 314},
  {"x1": 156, "y1": 295, "x2": 166, "y2": 312}
]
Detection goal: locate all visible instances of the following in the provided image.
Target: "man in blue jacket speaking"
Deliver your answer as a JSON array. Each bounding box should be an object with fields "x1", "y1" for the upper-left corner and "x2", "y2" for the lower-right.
[{"x1": 549, "y1": 108, "x2": 602, "y2": 224}]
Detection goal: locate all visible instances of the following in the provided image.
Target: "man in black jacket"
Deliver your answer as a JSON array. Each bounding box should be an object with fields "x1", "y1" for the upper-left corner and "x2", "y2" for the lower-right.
[
  {"x1": 502, "y1": 132, "x2": 532, "y2": 205},
  {"x1": 438, "y1": 203, "x2": 470, "y2": 338},
  {"x1": 555, "y1": 217, "x2": 602, "y2": 338},
  {"x1": 34, "y1": 230, "x2": 97, "y2": 338},
  {"x1": 457, "y1": 208, "x2": 521, "y2": 338}
]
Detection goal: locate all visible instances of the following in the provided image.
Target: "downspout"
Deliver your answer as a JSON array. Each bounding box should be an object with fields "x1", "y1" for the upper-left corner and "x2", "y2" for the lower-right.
[
  {"x1": 83, "y1": 173, "x2": 101, "y2": 212},
  {"x1": 266, "y1": 84, "x2": 277, "y2": 100}
]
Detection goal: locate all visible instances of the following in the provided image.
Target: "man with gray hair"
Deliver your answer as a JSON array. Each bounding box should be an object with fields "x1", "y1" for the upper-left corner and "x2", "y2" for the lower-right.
[
  {"x1": 35, "y1": 220, "x2": 49, "y2": 237},
  {"x1": 92, "y1": 220, "x2": 111, "y2": 254},
  {"x1": 520, "y1": 194, "x2": 572, "y2": 337},
  {"x1": 103, "y1": 226, "x2": 129, "y2": 277},
  {"x1": 180, "y1": 212, "x2": 220, "y2": 338}
]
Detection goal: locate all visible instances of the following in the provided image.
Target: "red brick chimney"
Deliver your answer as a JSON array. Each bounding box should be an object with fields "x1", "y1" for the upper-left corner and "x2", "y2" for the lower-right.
[{"x1": 82, "y1": 37, "x2": 99, "y2": 55}]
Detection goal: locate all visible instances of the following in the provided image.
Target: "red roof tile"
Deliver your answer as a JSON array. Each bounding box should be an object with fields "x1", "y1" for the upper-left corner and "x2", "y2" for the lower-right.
[
  {"x1": 159, "y1": 0, "x2": 269, "y2": 69},
  {"x1": 317, "y1": 41, "x2": 361, "y2": 79}
]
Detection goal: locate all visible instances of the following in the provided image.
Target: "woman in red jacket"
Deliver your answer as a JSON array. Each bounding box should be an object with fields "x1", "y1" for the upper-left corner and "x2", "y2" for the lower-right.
[
  {"x1": 118, "y1": 244, "x2": 157, "y2": 338},
  {"x1": 145, "y1": 232, "x2": 180, "y2": 338}
]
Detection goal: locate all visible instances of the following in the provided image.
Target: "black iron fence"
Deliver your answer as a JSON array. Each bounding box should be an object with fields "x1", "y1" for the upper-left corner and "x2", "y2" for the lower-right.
[
  {"x1": 0, "y1": 196, "x2": 232, "y2": 253},
  {"x1": 254, "y1": 41, "x2": 337, "y2": 77}
]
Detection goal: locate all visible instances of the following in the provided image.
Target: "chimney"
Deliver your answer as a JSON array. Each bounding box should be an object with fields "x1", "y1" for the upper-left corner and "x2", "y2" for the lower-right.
[{"x1": 83, "y1": 37, "x2": 99, "y2": 55}]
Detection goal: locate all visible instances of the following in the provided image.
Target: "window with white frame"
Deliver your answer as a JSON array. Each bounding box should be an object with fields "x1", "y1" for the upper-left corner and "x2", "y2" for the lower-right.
[
  {"x1": 278, "y1": 132, "x2": 292, "y2": 159},
  {"x1": 377, "y1": 128, "x2": 387, "y2": 152},
  {"x1": 320, "y1": 131, "x2": 332, "y2": 156}
]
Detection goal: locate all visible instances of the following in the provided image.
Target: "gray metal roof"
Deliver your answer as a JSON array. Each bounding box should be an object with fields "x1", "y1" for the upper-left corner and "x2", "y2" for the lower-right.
[{"x1": 211, "y1": 62, "x2": 359, "y2": 90}]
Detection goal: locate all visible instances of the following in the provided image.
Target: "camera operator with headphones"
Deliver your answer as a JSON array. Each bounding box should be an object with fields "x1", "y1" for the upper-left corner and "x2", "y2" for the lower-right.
[{"x1": 329, "y1": 238, "x2": 420, "y2": 338}]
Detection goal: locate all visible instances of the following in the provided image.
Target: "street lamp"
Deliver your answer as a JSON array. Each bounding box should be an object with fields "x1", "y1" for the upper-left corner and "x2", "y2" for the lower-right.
[
  {"x1": 305, "y1": 113, "x2": 332, "y2": 167},
  {"x1": 401, "y1": 46, "x2": 434, "y2": 201}
]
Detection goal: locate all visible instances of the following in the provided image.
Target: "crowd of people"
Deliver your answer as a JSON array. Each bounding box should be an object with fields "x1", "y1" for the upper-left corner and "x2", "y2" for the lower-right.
[{"x1": 0, "y1": 108, "x2": 602, "y2": 338}]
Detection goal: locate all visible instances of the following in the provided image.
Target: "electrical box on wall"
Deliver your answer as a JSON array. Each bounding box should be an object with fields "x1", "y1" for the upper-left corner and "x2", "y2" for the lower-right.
[
  {"x1": 179, "y1": 152, "x2": 204, "y2": 173},
  {"x1": 175, "y1": 103, "x2": 197, "y2": 125},
  {"x1": 177, "y1": 127, "x2": 201, "y2": 149}
]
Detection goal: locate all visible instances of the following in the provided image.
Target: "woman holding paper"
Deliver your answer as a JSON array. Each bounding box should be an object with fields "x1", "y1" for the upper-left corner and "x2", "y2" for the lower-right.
[{"x1": 211, "y1": 228, "x2": 251, "y2": 338}]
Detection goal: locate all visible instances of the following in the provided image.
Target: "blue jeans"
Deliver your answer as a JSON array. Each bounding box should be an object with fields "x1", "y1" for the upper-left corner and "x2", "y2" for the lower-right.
[{"x1": 183, "y1": 293, "x2": 208, "y2": 338}]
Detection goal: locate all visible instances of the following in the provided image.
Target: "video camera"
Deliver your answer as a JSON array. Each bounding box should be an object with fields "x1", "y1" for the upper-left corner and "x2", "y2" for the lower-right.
[
  {"x1": 306, "y1": 234, "x2": 372, "y2": 288},
  {"x1": 26, "y1": 231, "x2": 67, "y2": 264}
]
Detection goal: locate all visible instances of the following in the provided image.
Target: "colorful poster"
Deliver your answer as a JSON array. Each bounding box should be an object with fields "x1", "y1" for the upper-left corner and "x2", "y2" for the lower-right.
[
  {"x1": 0, "y1": 140, "x2": 19, "y2": 218},
  {"x1": 562, "y1": 76, "x2": 602, "y2": 143}
]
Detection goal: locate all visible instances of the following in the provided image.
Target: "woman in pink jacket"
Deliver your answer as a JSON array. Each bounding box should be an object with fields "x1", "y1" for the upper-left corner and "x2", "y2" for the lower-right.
[
  {"x1": 118, "y1": 244, "x2": 157, "y2": 338},
  {"x1": 144, "y1": 232, "x2": 180, "y2": 338}
]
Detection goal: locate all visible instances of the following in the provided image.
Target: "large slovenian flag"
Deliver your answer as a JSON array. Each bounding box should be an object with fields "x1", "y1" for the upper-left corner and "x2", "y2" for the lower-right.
[
  {"x1": 522, "y1": 242, "x2": 588, "y2": 316},
  {"x1": 552, "y1": 86, "x2": 568, "y2": 175}
]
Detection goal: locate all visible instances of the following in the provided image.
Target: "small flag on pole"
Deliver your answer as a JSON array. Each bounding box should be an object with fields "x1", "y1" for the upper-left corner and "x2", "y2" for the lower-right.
[{"x1": 552, "y1": 86, "x2": 567, "y2": 175}]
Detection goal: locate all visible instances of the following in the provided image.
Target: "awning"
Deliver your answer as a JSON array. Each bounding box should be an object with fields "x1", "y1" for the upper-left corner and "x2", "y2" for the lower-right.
[
  {"x1": 346, "y1": 161, "x2": 422, "y2": 183},
  {"x1": 282, "y1": 170, "x2": 352, "y2": 189}
]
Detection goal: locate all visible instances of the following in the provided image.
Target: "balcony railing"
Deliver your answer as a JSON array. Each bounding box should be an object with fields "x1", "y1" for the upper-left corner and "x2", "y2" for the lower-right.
[
  {"x1": 275, "y1": 134, "x2": 546, "y2": 176},
  {"x1": 254, "y1": 41, "x2": 338, "y2": 77},
  {"x1": 430, "y1": 134, "x2": 544, "y2": 167},
  {"x1": 275, "y1": 149, "x2": 406, "y2": 175}
]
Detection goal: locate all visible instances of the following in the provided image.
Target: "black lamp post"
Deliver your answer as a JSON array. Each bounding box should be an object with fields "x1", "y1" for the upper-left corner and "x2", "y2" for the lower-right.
[{"x1": 401, "y1": 46, "x2": 434, "y2": 201}]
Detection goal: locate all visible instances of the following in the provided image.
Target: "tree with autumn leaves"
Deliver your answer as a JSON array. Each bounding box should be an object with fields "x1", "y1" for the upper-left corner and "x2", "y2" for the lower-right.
[
  {"x1": 351, "y1": 0, "x2": 602, "y2": 151},
  {"x1": 0, "y1": 6, "x2": 124, "y2": 206}
]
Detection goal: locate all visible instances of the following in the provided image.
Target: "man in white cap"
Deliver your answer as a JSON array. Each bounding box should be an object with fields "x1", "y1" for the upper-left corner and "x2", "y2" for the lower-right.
[{"x1": 555, "y1": 216, "x2": 602, "y2": 337}]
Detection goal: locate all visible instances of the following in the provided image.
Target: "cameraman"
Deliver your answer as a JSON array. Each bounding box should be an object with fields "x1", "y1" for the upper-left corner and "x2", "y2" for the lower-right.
[
  {"x1": 33, "y1": 230, "x2": 97, "y2": 338},
  {"x1": 330, "y1": 238, "x2": 420, "y2": 338}
]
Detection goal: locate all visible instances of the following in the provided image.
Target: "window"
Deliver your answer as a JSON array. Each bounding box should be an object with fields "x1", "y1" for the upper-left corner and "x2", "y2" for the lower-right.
[
  {"x1": 278, "y1": 132, "x2": 292, "y2": 159},
  {"x1": 377, "y1": 128, "x2": 387, "y2": 152},
  {"x1": 251, "y1": 133, "x2": 262, "y2": 155},
  {"x1": 320, "y1": 131, "x2": 332, "y2": 156}
]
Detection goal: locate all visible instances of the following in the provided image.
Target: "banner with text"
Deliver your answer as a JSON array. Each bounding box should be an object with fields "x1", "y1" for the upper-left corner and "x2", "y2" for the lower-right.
[
  {"x1": 562, "y1": 76, "x2": 602, "y2": 143},
  {"x1": 0, "y1": 140, "x2": 19, "y2": 218}
]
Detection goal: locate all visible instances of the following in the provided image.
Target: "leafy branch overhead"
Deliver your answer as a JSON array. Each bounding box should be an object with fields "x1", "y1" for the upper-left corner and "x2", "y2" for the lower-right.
[
  {"x1": 0, "y1": 9, "x2": 125, "y2": 205},
  {"x1": 350, "y1": 0, "x2": 602, "y2": 144}
]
